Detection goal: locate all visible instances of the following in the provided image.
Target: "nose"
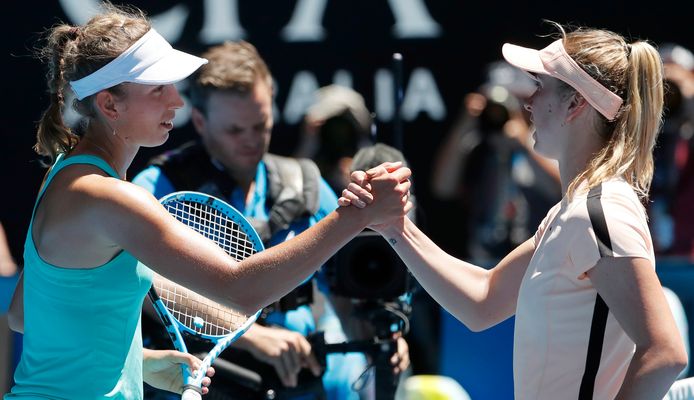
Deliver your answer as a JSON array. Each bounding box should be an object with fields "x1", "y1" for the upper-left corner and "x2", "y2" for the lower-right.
[
  {"x1": 523, "y1": 103, "x2": 532, "y2": 113},
  {"x1": 167, "y1": 84, "x2": 185, "y2": 109}
]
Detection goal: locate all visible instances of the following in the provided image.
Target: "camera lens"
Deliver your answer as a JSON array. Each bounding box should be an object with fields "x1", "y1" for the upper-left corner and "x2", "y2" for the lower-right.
[
  {"x1": 348, "y1": 243, "x2": 398, "y2": 292},
  {"x1": 330, "y1": 230, "x2": 410, "y2": 300}
]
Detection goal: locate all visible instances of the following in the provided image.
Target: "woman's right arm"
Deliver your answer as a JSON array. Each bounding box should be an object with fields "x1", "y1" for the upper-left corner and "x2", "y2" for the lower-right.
[
  {"x1": 377, "y1": 217, "x2": 535, "y2": 331},
  {"x1": 94, "y1": 165, "x2": 410, "y2": 315}
]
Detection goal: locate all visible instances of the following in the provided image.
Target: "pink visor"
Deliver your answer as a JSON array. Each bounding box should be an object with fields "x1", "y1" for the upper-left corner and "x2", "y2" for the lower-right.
[{"x1": 502, "y1": 39, "x2": 623, "y2": 120}]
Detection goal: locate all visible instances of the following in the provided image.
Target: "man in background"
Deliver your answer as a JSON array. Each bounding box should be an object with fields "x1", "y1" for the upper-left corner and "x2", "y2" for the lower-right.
[{"x1": 133, "y1": 41, "x2": 408, "y2": 399}]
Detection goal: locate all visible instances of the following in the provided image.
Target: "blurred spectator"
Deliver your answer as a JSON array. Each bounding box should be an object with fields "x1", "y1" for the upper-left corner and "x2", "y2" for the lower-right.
[
  {"x1": 651, "y1": 43, "x2": 694, "y2": 258},
  {"x1": 0, "y1": 222, "x2": 17, "y2": 279},
  {"x1": 431, "y1": 61, "x2": 561, "y2": 263},
  {"x1": 1, "y1": 221, "x2": 19, "y2": 394},
  {"x1": 294, "y1": 85, "x2": 373, "y2": 195}
]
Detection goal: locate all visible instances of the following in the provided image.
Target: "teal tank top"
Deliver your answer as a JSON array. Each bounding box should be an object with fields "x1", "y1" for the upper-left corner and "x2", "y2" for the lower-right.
[{"x1": 6, "y1": 154, "x2": 153, "y2": 399}]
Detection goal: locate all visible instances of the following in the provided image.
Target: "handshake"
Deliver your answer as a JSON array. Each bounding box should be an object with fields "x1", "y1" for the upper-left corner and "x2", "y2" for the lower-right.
[{"x1": 337, "y1": 161, "x2": 413, "y2": 231}]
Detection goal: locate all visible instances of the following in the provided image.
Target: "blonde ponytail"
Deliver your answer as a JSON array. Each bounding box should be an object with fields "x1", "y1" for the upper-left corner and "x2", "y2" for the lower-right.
[{"x1": 560, "y1": 26, "x2": 663, "y2": 202}]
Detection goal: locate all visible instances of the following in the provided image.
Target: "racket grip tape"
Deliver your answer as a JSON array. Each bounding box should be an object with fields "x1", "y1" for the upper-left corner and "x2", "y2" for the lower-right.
[{"x1": 181, "y1": 385, "x2": 202, "y2": 400}]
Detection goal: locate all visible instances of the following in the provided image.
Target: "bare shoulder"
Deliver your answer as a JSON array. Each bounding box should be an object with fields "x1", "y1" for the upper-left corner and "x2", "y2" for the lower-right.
[
  {"x1": 77, "y1": 173, "x2": 158, "y2": 210},
  {"x1": 39, "y1": 163, "x2": 165, "y2": 239},
  {"x1": 51, "y1": 164, "x2": 160, "y2": 219},
  {"x1": 73, "y1": 174, "x2": 167, "y2": 234},
  {"x1": 32, "y1": 163, "x2": 167, "y2": 266},
  {"x1": 64, "y1": 167, "x2": 179, "y2": 254}
]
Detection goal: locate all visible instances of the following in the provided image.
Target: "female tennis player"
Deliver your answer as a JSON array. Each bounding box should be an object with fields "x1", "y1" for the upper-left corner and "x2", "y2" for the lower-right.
[
  {"x1": 341, "y1": 23, "x2": 687, "y2": 399},
  {"x1": 6, "y1": 5, "x2": 411, "y2": 399}
]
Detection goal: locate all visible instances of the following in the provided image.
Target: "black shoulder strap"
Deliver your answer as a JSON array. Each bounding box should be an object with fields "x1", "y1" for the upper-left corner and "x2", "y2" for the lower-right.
[{"x1": 578, "y1": 183, "x2": 612, "y2": 400}]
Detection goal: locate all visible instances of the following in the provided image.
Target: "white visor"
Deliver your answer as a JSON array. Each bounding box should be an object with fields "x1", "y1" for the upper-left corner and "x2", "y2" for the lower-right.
[{"x1": 69, "y1": 29, "x2": 208, "y2": 100}]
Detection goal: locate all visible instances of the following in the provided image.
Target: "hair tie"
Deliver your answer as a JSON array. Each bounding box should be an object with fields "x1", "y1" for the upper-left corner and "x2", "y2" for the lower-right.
[{"x1": 625, "y1": 43, "x2": 632, "y2": 59}]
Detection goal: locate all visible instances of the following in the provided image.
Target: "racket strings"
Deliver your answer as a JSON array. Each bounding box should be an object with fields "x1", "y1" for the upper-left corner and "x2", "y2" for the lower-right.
[
  {"x1": 164, "y1": 200, "x2": 256, "y2": 260},
  {"x1": 155, "y1": 198, "x2": 260, "y2": 337},
  {"x1": 154, "y1": 279, "x2": 248, "y2": 336}
]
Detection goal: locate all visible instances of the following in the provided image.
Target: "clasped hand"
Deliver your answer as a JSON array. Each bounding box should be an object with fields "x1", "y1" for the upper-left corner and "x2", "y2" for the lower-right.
[{"x1": 337, "y1": 161, "x2": 413, "y2": 229}]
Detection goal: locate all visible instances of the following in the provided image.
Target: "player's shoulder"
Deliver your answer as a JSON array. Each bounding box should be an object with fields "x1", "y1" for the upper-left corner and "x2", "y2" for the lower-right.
[
  {"x1": 562, "y1": 178, "x2": 647, "y2": 230},
  {"x1": 595, "y1": 178, "x2": 645, "y2": 214},
  {"x1": 61, "y1": 169, "x2": 159, "y2": 217}
]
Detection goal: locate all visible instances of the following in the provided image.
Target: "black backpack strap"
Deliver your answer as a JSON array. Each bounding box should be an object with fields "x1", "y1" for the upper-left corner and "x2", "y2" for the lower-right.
[
  {"x1": 297, "y1": 158, "x2": 321, "y2": 216},
  {"x1": 262, "y1": 154, "x2": 321, "y2": 239},
  {"x1": 150, "y1": 141, "x2": 236, "y2": 200}
]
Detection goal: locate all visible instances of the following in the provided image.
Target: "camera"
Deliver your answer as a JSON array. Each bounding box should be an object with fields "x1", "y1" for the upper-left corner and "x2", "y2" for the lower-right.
[{"x1": 326, "y1": 229, "x2": 411, "y2": 301}]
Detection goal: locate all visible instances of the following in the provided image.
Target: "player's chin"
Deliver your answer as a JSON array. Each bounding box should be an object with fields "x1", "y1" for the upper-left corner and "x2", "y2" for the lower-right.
[
  {"x1": 534, "y1": 143, "x2": 559, "y2": 161},
  {"x1": 142, "y1": 132, "x2": 170, "y2": 148}
]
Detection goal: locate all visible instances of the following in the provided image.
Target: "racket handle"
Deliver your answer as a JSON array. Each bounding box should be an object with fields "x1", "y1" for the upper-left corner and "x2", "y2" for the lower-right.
[{"x1": 181, "y1": 386, "x2": 202, "y2": 400}]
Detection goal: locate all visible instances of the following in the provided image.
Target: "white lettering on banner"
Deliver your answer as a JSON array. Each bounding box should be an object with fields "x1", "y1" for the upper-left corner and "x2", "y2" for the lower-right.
[
  {"x1": 276, "y1": 68, "x2": 446, "y2": 124},
  {"x1": 58, "y1": 0, "x2": 189, "y2": 43},
  {"x1": 280, "y1": 0, "x2": 441, "y2": 42},
  {"x1": 375, "y1": 68, "x2": 445, "y2": 122},
  {"x1": 388, "y1": 0, "x2": 442, "y2": 38},
  {"x1": 145, "y1": 5, "x2": 189, "y2": 42},
  {"x1": 401, "y1": 68, "x2": 446, "y2": 121},
  {"x1": 199, "y1": 0, "x2": 246, "y2": 43},
  {"x1": 283, "y1": 71, "x2": 320, "y2": 124},
  {"x1": 272, "y1": 79, "x2": 282, "y2": 123},
  {"x1": 57, "y1": 0, "x2": 100, "y2": 24},
  {"x1": 375, "y1": 69, "x2": 395, "y2": 121},
  {"x1": 57, "y1": 1, "x2": 445, "y2": 124},
  {"x1": 333, "y1": 70, "x2": 353, "y2": 89},
  {"x1": 281, "y1": 69, "x2": 445, "y2": 124},
  {"x1": 280, "y1": 0, "x2": 329, "y2": 42},
  {"x1": 61, "y1": 0, "x2": 440, "y2": 43}
]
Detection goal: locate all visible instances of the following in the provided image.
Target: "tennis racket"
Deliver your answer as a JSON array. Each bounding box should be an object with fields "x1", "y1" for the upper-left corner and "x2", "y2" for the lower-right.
[{"x1": 149, "y1": 191, "x2": 265, "y2": 400}]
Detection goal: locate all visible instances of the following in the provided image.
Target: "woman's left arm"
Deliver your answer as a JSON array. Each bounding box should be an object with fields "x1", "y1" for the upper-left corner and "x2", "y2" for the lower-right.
[{"x1": 587, "y1": 256, "x2": 688, "y2": 399}]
